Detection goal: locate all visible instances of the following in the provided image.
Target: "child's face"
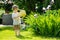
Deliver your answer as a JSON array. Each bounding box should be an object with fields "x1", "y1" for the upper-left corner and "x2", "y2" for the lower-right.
[{"x1": 14, "y1": 8, "x2": 18, "y2": 12}]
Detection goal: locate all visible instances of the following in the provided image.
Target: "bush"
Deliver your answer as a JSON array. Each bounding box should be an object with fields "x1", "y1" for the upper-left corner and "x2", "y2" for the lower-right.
[{"x1": 25, "y1": 10, "x2": 60, "y2": 37}]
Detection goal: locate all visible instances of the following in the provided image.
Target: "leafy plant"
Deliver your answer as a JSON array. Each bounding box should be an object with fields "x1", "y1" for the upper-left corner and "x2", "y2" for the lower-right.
[{"x1": 25, "y1": 10, "x2": 60, "y2": 37}]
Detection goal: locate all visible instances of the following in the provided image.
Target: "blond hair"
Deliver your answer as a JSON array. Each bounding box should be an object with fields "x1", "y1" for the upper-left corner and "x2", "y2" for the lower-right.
[{"x1": 12, "y1": 5, "x2": 18, "y2": 10}]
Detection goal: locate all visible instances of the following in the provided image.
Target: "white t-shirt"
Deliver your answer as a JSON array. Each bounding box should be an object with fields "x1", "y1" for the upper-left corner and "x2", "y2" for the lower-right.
[{"x1": 12, "y1": 12, "x2": 20, "y2": 25}]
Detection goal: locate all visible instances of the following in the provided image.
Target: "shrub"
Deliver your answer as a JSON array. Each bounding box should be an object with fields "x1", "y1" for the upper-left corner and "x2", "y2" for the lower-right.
[{"x1": 25, "y1": 10, "x2": 60, "y2": 37}]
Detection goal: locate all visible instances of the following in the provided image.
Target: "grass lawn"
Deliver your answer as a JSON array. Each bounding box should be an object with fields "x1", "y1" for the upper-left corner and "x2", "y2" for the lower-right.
[{"x1": 0, "y1": 26, "x2": 60, "y2": 40}]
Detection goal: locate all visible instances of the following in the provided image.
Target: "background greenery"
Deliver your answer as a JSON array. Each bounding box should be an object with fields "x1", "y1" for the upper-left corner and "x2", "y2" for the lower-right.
[
  {"x1": 0, "y1": 0, "x2": 60, "y2": 13},
  {"x1": 13, "y1": 0, "x2": 60, "y2": 13}
]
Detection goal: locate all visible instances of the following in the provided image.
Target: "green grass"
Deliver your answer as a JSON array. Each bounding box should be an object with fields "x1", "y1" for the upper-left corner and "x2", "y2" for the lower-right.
[{"x1": 0, "y1": 26, "x2": 60, "y2": 40}]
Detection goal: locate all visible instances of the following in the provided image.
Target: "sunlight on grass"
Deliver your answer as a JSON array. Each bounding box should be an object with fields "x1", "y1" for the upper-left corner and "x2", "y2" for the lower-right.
[
  {"x1": 0, "y1": 26, "x2": 60, "y2": 40},
  {"x1": 0, "y1": 30, "x2": 17, "y2": 40}
]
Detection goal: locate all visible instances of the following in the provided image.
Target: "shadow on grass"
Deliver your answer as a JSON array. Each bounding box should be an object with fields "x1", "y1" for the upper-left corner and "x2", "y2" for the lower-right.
[
  {"x1": 16, "y1": 35, "x2": 32, "y2": 39},
  {"x1": 32, "y1": 33, "x2": 60, "y2": 39},
  {"x1": 0, "y1": 27, "x2": 13, "y2": 31}
]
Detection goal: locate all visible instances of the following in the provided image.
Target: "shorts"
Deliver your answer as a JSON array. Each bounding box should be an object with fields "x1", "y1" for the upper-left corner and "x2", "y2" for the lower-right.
[{"x1": 13, "y1": 20, "x2": 20, "y2": 25}]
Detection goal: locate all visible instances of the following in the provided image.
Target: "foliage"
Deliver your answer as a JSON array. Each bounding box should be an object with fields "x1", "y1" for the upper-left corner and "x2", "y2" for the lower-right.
[
  {"x1": 13, "y1": 0, "x2": 44, "y2": 13},
  {"x1": 0, "y1": 9, "x2": 4, "y2": 18},
  {"x1": 25, "y1": 10, "x2": 60, "y2": 37},
  {"x1": 54, "y1": 0, "x2": 60, "y2": 9},
  {"x1": 0, "y1": 0, "x2": 60, "y2": 13}
]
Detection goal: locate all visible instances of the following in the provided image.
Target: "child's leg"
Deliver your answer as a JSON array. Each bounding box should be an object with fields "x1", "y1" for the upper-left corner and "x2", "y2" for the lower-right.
[
  {"x1": 14, "y1": 25, "x2": 20, "y2": 36},
  {"x1": 16, "y1": 25, "x2": 20, "y2": 36},
  {"x1": 14, "y1": 25, "x2": 17, "y2": 36}
]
